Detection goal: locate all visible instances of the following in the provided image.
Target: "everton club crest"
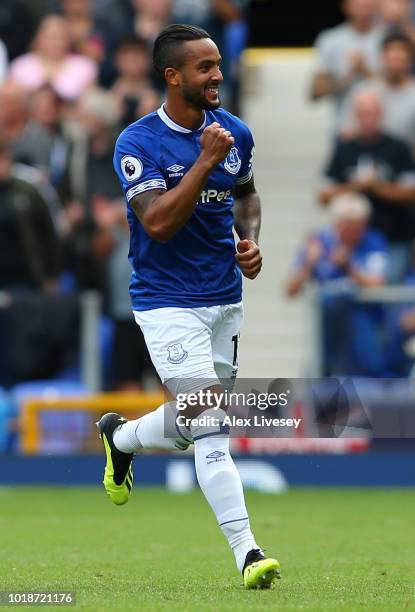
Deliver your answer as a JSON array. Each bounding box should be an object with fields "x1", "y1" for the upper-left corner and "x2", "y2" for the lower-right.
[
  {"x1": 167, "y1": 343, "x2": 188, "y2": 364},
  {"x1": 224, "y1": 146, "x2": 241, "y2": 175}
]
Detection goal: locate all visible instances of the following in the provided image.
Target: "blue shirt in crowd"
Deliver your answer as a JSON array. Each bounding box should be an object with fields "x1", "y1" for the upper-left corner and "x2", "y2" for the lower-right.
[{"x1": 295, "y1": 227, "x2": 388, "y2": 282}]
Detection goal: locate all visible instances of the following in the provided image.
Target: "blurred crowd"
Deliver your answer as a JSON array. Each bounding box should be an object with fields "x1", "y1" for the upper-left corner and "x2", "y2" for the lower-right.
[
  {"x1": 0, "y1": 0, "x2": 248, "y2": 393},
  {"x1": 287, "y1": 0, "x2": 415, "y2": 378}
]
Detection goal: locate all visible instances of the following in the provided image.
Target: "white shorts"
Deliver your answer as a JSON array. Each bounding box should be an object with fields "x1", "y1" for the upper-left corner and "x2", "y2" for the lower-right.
[{"x1": 133, "y1": 302, "x2": 243, "y2": 396}]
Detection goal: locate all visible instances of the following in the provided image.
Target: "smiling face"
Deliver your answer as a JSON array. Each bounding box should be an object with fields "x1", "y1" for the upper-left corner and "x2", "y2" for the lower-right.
[{"x1": 166, "y1": 38, "x2": 223, "y2": 110}]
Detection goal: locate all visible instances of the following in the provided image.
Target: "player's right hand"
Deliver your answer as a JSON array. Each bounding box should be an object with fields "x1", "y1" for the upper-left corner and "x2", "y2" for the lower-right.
[{"x1": 200, "y1": 122, "x2": 234, "y2": 166}]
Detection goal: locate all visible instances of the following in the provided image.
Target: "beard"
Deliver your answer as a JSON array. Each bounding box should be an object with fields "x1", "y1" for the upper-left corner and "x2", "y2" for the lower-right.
[{"x1": 181, "y1": 81, "x2": 221, "y2": 110}]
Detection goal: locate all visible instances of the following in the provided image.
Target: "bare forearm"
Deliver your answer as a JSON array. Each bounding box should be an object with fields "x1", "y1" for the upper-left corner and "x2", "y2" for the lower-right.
[
  {"x1": 311, "y1": 72, "x2": 355, "y2": 101},
  {"x1": 319, "y1": 183, "x2": 356, "y2": 204},
  {"x1": 369, "y1": 182, "x2": 415, "y2": 204},
  {"x1": 233, "y1": 191, "x2": 261, "y2": 242},
  {"x1": 286, "y1": 265, "x2": 314, "y2": 296},
  {"x1": 311, "y1": 64, "x2": 374, "y2": 101},
  {"x1": 321, "y1": 180, "x2": 415, "y2": 205},
  {"x1": 140, "y1": 156, "x2": 213, "y2": 242}
]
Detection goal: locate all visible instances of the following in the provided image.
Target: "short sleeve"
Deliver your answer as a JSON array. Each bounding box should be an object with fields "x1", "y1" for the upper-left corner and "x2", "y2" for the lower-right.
[
  {"x1": 235, "y1": 124, "x2": 255, "y2": 185},
  {"x1": 113, "y1": 127, "x2": 167, "y2": 203}
]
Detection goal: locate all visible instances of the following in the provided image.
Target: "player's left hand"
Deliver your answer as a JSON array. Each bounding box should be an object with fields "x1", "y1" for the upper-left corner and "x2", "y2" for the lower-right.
[{"x1": 236, "y1": 239, "x2": 262, "y2": 279}]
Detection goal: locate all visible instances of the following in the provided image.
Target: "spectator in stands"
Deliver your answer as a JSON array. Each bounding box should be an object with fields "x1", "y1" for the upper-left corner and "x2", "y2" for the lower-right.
[
  {"x1": 320, "y1": 89, "x2": 415, "y2": 282},
  {"x1": 384, "y1": 241, "x2": 415, "y2": 375},
  {"x1": 92, "y1": 200, "x2": 157, "y2": 390},
  {"x1": 110, "y1": 35, "x2": 160, "y2": 129},
  {"x1": 9, "y1": 15, "x2": 97, "y2": 102},
  {"x1": 12, "y1": 86, "x2": 73, "y2": 201},
  {"x1": 132, "y1": 0, "x2": 172, "y2": 48},
  {"x1": 380, "y1": 0, "x2": 415, "y2": 45},
  {"x1": 340, "y1": 33, "x2": 415, "y2": 148},
  {"x1": 90, "y1": 0, "x2": 137, "y2": 87},
  {"x1": 310, "y1": 0, "x2": 383, "y2": 130},
  {"x1": 0, "y1": 87, "x2": 63, "y2": 227},
  {"x1": 0, "y1": 137, "x2": 60, "y2": 292},
  {"x1": 389, "y1": 306, "x2": 415, "y2": 374},
  {"x1": 72, "y1": 88, "x2": 121, "y2": 215},
  {"x1": 224, "y1": 0, "x2": 249, "y2": 114},
  {"x1": 286, "y1": 193, "x2": 389, "y2": 376},
  {"x1": 61, "y1": 88, "x2": 121, "y2": 290},
  {"x1": 72, "y1": 86, "x2": 157, "y2": 388},
  {"x1": 93, "y1": 0, "x2": 134, "y2": 35},
  {"x1": 0, "y1": 83, "x2": 28, "y2": 147},
  {"x1": 58, "y1": 0, "x2": 106, "y2": 64}
]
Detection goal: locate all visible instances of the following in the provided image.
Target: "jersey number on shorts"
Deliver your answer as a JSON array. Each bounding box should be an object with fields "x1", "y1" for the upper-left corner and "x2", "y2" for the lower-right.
[{"x1": 232, "y1": 334, "x2": 239, "y2": 367}]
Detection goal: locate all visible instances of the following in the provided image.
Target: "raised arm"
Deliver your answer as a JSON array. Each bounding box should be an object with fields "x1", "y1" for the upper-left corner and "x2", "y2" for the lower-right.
[
  {"x1": 310, "y1": 51, "x2": 373, "y2": 101},
  {"x1": 130, "y1": 123, "x2": 234, "y2": 243}
]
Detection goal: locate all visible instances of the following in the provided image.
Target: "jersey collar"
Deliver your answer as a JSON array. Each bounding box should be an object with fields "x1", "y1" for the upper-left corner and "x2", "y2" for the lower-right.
[{"x1": 157, "y1": 104, "x2": 207, "y2": 133}]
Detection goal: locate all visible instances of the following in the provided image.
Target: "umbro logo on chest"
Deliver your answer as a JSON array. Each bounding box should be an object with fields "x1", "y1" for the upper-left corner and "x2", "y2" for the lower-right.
[{"x1": 167, "y1": 164, "x2": 185, "y2": 177}]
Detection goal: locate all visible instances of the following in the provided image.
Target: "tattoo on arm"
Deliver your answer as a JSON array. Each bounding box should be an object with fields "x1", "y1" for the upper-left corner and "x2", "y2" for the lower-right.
[
  {"x1": 129, "y1": 189, "x2": 165, "y2": 224},
  {"x1": 233, "y1": 177, "x2": 261, "y2": 243}
]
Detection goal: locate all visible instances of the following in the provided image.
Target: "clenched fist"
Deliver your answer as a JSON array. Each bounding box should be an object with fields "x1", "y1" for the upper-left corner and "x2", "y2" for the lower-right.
[
  {"x1": 236, "y1": 239, "x2": 262, "y2": 280},
  {"x1": 200, "y1": 122, "x2": 234, "y2": 167}
]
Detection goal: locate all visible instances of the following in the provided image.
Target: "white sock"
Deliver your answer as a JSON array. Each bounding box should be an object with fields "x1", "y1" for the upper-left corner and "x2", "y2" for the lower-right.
[
  {"x1": 113, "y1": 402, "x2": 191, "y2": 453},
  {"x1": 191, "y1": 412, "x2": 259, "y2": 572}
]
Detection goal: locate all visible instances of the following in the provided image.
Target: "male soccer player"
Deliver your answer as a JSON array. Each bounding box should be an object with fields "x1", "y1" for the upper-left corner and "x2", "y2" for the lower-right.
[{"x1": 97, "y1": 23, "x2": 280, "y2": 589}]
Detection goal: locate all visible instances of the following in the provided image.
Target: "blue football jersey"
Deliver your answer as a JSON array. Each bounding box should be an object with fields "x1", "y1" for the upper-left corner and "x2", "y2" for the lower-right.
[{"x1": 113, "y1": 105, "x2": 255, "y2": 311}]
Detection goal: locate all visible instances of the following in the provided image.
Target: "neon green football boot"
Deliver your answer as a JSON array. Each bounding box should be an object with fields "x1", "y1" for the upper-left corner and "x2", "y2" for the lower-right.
[
  {"x1": 242, "y1": 549, "x2": 281, "y2": 589},
  {"x1": 97, "y1": 412, "x2": 134, "y2": 506}
]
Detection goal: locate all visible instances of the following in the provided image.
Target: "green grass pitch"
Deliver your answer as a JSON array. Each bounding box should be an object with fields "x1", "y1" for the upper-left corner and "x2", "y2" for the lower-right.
[{"x1": 0, "y1": 487, "x2": 414, "y2": 610}]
